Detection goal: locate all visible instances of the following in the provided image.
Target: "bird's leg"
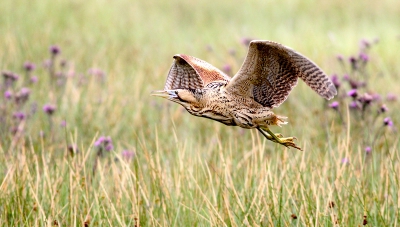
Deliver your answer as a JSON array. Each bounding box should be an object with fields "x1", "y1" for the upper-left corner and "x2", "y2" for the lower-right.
[
  {"x1": 256, "y1": 127, "x2": 302, "y2": 151},
  {"x1": 256, "y1": 128, "x2": 282, "y2": 141}
]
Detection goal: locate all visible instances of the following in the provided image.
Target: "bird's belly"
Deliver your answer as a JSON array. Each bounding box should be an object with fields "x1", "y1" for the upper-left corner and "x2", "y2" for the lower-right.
[
  {"x1": 195, "y1": 106, "x2": 275, "y2": 129},
  {"x1": 199, "y1": 110, "x2": 257, "y2": 128},
  {"x1": 200, "y1": 111, "x2": 237, "y2": 126},
  {"x1": 224, "y1": 108, "x2": 276, "y2": 129}
]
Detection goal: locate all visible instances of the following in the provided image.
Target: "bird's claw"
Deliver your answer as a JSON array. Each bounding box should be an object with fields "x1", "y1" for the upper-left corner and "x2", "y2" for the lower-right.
[
  {"x1": 273, "y1": 136, "x2": 302, "y2": 150},
  {"x1": 279, "y1": 138, "x2": 302, "y2": 151},
  {"x1": 257, "y1": 128, "x2": 302, "y2": 151}
]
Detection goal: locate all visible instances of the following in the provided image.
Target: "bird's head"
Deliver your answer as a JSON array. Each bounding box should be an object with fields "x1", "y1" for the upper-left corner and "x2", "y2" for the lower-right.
[{"x1": 151, "y1": 89, "x2": 204, "y2": 113}]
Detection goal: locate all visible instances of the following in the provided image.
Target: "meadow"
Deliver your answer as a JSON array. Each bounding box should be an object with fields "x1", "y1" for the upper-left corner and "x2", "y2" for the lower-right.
[{"x1": 1, "y1": 0, "x2": 400, "y2": 226}]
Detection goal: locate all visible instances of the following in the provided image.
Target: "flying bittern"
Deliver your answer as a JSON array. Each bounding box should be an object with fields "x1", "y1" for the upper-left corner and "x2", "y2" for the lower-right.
[{"x1": 152, "y1": 40, "x2": 337, "y2": 150}]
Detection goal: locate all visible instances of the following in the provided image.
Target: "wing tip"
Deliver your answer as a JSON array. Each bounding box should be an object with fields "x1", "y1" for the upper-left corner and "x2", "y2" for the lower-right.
[
  {"x1": 173, "y1": 54, "x2": 191, "y2": 65},
  {"x1": 173, "y1": 54, "x2": 184, "y2": 59},
  {"x1": 248, "y1": 40, "x2": 294, "y2": 54},
  {"x1": 249, "y1": 40, "x2": 283, "y2": 46},
  {"x1": 250, "y1": 39, "x2": 274, "y2": 43},
  {"x1": 323, "y1": 84, "x2": 338, "y2": 100}
]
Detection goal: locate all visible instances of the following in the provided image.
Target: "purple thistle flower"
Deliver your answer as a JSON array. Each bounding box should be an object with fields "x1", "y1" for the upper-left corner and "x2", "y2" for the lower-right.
[
  {"x1": 341, "y1": 158, "x2": 350, "y2": 165},
  {"x1": 349, "y1": 79, "x2": 361, "y2": 89},
  {"x1": 2, "y1": 71, "x2": 10, "y2": 79},
  {"x1": 11, "y1": 73, "x2": 19, "y2": 81},
  {"x1": 104, "y1": 136, "x2": 112, "y2": 145},
  {"x1": 94, "y1": 136, "x2": 112, "y2": 147},
  {"x1": 105, "y1": 144, "x2": 114, "y2": 151},
  {"x1": 349, "y1": 101, "x2": 359, "y2": 109},
  {"x1": 360, "y1": 39, "x2": 371, "y2": 49},
  {"x1": 386, "y1": 93, "x2": 397, "y2": 102},
  {"x1": 349, "y1": 56, "x2": 358, "y2": 70},
  {"x1": 371, "y1": 93, "x2": 381, "y2": 102},
  {"x1": 365, "y1": 146, "x2": 372, "y2": 154},
  {"x1": 94, "y1": 136, "x2": 114, "y2": 155},
  {"x1": 343, "y1": 74, "x2": 350, "y2": 81},
  {"x1": 379, "y1": 104, "x2": 388, "y2": 113},
  {"x1": 2, "y1": 71, "x2": 19, "y2": 87},
  {"x1": 94, "y1": 136, "x2": 106, "y2": 147},
  {"x1": 43, "y1": 104, "x2": 56, "y2": 115},
  {"x1": 2, "y1": 71, "x2": 19, "y2": 81},
  {"x1": 13, "y1": 111, "x2": 26, "y2": 120},
  {"x1": 383, "y1": 117, "x2": 393, "y2": 127},
  {"x1": 329, "y1": 101, "x2": 339, "y2": 110},
  {"x1": 347, "y1": 89, "x2": 358, "y2": 98},
  {"x1": 122, "y1": 150, "x2": 135, "y2": 161},
  {"x1": 349, "y1": 56, "x2": 357, "y2": 64},
  {"x1": 336, "y1": 54, "x2": 344, "y2": 62},
  {"x1": 4, "y1": 90, "x2": 12, "y2": 100},
  {"x1": 23, "y1": 61, "x2": 36, "y2": 72},
  {"x1": 15, "y1": 87, "x2": 31, "y2": 104},
  {"x1": 50, "y1": 45, "x2": 61, "y2": 55},
  {"x1": 60, "y1": 120, "x2": 66, "y2": 127},
  {"x1": 30, "y1": 76, "x2": 38, "y2": 83},
  {"x1": 330, "y1": 74, "x2": 341, "y2": 89},
  {"x1": 20, "y1": 87, "x2": 30, "y2": 95},
  {"x1": 359, "y1": 52, "x2": 369, "y2": 62},
  {"x1": 359, "y1": 93, "x2": 373, "y2": 105}
]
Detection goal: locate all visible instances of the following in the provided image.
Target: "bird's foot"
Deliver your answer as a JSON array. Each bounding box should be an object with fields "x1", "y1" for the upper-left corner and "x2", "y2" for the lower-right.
[
  {"x1": 257, "y1": 127, "x2": 302, "y2": 151},
  {"x1": 273, "y1": 136, "x2": 302, "y2": 150}
]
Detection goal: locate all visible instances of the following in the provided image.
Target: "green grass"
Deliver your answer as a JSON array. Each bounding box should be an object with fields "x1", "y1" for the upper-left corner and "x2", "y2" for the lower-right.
[{"x1": 1, "y1": 0, "x2": 400, "y2": 226}]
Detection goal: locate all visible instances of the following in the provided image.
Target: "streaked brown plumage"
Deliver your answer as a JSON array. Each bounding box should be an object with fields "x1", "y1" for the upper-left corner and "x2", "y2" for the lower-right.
[{"x1": 152, "y1": 40, "x2": 337, "y2": 150}]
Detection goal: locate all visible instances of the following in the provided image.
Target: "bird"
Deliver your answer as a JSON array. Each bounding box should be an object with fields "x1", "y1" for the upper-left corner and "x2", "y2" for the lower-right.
[{"x1": 151, "y1": 40, "x2": 337, "y2": 150}]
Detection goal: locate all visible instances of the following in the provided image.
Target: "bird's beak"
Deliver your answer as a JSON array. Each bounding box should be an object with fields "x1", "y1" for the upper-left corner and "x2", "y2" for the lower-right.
[{"x1": 151, "y1": 90, "x2": 178, "y2": 100}]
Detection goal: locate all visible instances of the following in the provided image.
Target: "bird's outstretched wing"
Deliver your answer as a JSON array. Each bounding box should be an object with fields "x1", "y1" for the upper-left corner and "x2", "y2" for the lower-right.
[
  {"x1": 164, "y1": 54, "x2": 231, "y2": 90},
  {"x1": 225, "y1": 40, "x2": 337, "y2": 108}
]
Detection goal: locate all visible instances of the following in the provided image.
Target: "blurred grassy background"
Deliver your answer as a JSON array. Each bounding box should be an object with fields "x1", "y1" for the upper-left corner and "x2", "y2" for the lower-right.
[{"x1": 0, "y1": 0, "x2": 399, "y2": 226}]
